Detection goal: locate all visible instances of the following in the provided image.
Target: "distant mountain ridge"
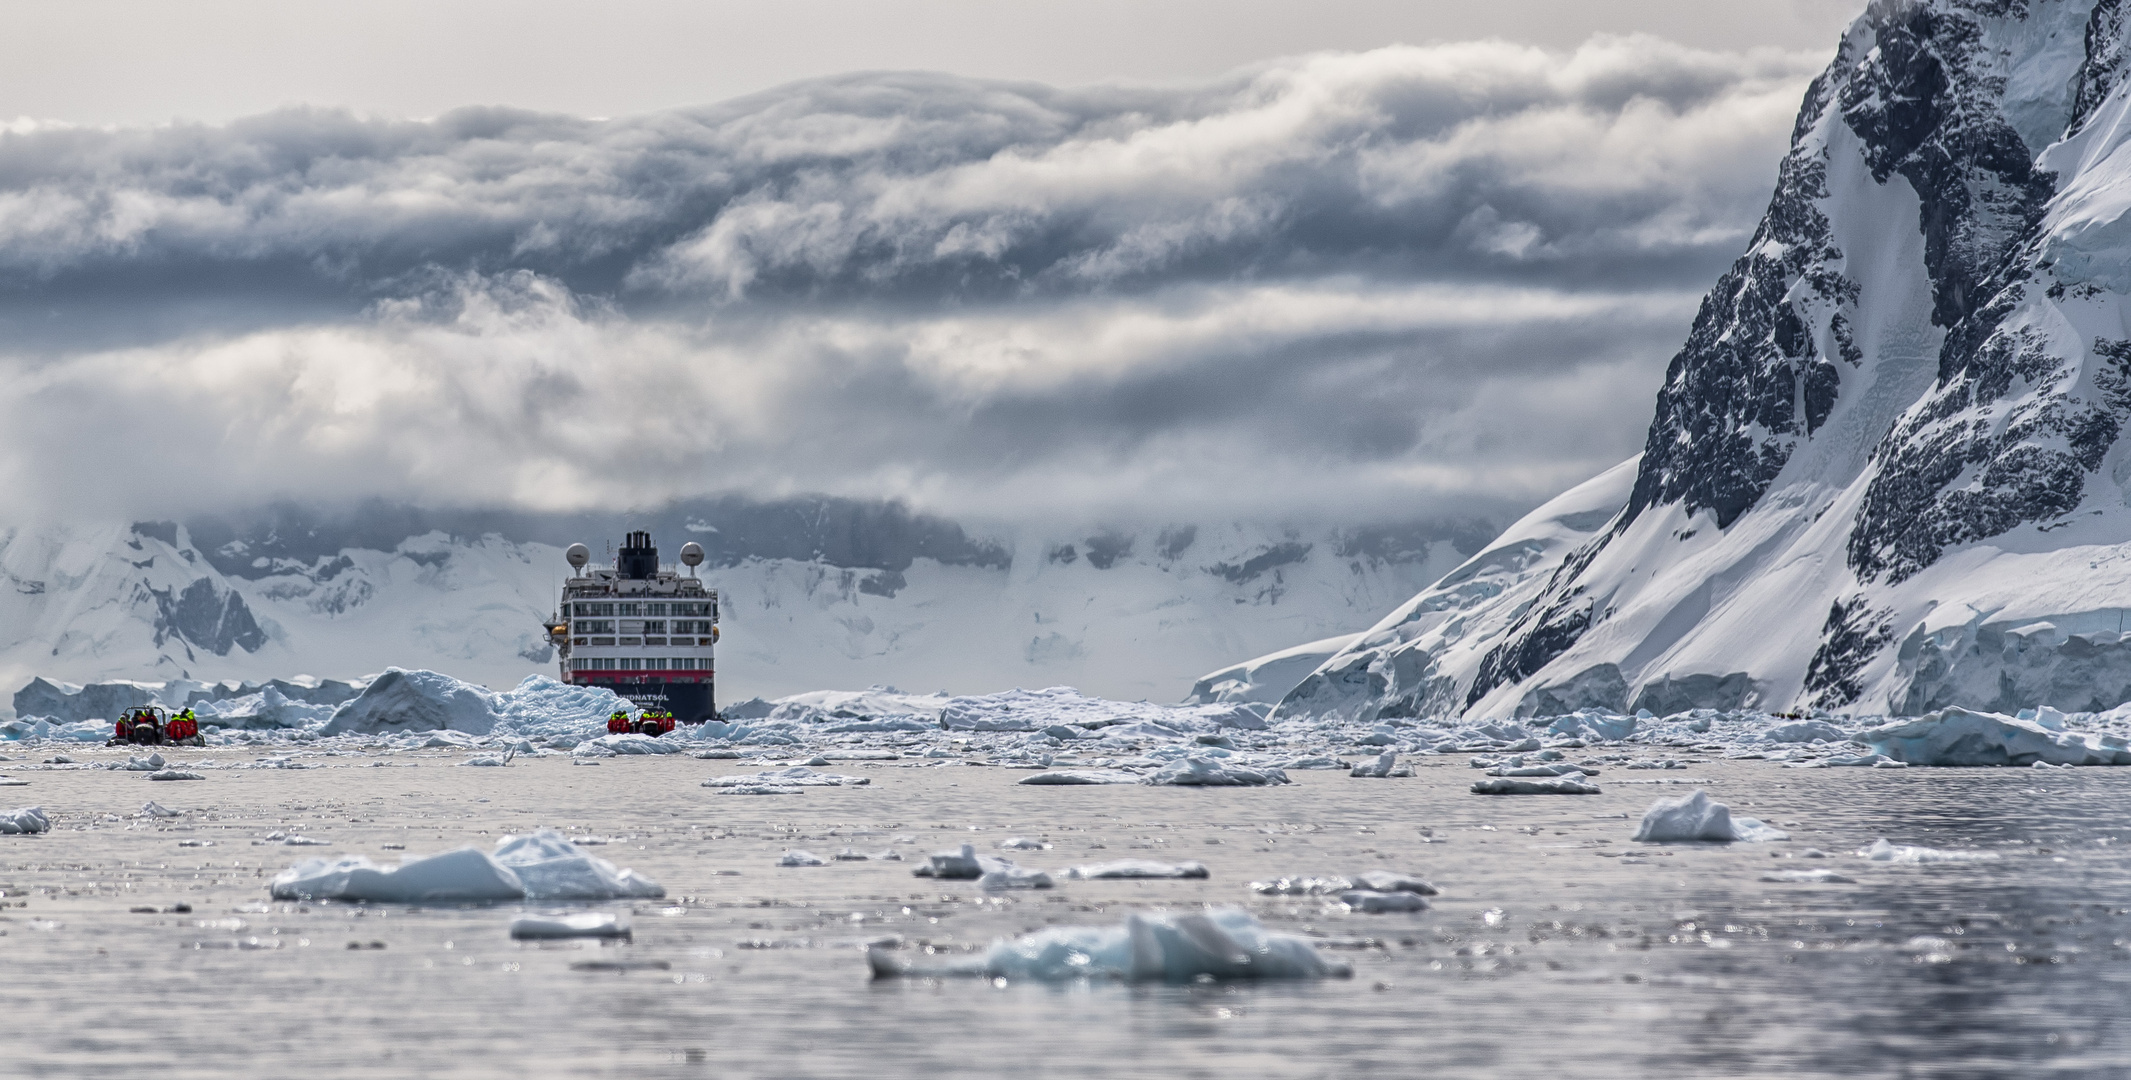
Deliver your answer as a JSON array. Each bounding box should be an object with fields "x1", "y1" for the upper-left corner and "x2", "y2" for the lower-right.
[
  {"x1": 1272, "y1": 0, "x2": 2131, "y2": 723},
  {"x1": 0, "y1": 498, "x2": 1486, "y2": 712}
]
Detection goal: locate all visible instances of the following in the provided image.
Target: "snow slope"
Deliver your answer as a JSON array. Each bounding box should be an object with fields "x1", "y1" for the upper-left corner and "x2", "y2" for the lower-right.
[
  {"x1": 1275, "y1": 0, "x2": 2131, "y2": 722},
  {"x1": 0, "y1": 513, "x2": 1466, "y2": 713}
]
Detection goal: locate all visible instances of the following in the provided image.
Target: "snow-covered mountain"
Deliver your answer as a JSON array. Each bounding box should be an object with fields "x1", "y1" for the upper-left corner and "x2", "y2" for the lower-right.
[
  {"x1": 1274, "y1": 0, "x2": 2131, "y2": 723},
  {"x1": 0, "y1": 501, "x2": 1478, "y2": 713}
]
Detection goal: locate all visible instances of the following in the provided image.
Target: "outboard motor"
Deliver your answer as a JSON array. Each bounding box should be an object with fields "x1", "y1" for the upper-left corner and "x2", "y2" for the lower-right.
[{"x1": 618, "y1": 530, "x2": 658, "y2": 580}]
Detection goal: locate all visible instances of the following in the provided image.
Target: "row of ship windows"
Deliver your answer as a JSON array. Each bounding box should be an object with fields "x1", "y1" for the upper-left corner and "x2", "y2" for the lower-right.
[
  {"x1": 573, "y1": 657, "x2": 711, "y2": 671},
  {"x1": 573, "y1": 620, "x2": 714, "y2": 635},
  {"x1": 571, "y1": 601, "x2": 715, "y2": 617},
  {"x1": 573, "y1": 636, "x2": 713, "y2": 647}
]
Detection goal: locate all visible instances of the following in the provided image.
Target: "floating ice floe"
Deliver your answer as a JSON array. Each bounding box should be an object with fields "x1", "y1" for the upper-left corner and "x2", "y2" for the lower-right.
[
  {"x1": 1348, "y1": 751, "x2": 1408, "y2": 778},
  {"x1": 1141, "y1": 755, "x2": 1289, "y2": 787},
  {"x1": 1631, "y1": 790, "x2": 1788, "y2": 842},
  {"x1": 1018, "y1": 769, "x2": 1139, "y2": 785},
  {"x1": 779, "y1": 850, "x2": 827, "y2": 867},
  {"x1": 1065, "y1": 860, "x2": 1209, "y2": 880},
  {"x1": 113, "y1": 754, "x2": 166, "y2": 771},
  {"x1": 509, "y1": 911, "x2": 630, "y2": 940},
  {"x1": 1484, "y1": 761, "x2": 1597, "y2": 778},
  {"x1": 137, "y1": 802, "x2": 180, "y2": 818},
  {"x1": 574, "y1": 733, "x2": 688, "y2": 757},
  {"x1": 1471, "y1": 776, "x2": 1600, "y2": 795},
  {"x1": 1759, "y1": 869, "x2": 1855, "y2": 883},
  {"x1": 1858, "y1": 839, "x2": 1999, "y2": 863},
  {"x1": 1249, "y1": 871, "x2": 1436, "y2": 896},
  {"x1": 997, "y1": 837, "x2": 1048, "y2": 850},
  {"x1": 1854, "y1": 708, "x2": 2131, "y2": 767},
  {"x1": 270, "y1": 829, "x2": 663, "y2": 902},
  {"x1": 146, "y1": 770, "x2": 204, "y2": 781},
  {"x1": 866, "y1": 908, "x2": 1350, "y2": 982},
  {"x1": 1338, "y1": 889, "x2": 1428, "y2": 913},
  {"x1": 0, "y1": 776, "x2": 24, "y2": 786},
  {"x1": 0, "y1": 806, "x2": 49, "y2": 834},
  {"x1": 979, "y1": 865, "x2": 1054, "y2": 890},
  {"x1": 702, "y1": 767, "x2": 871, "y2": 793},
  {"x1": 459, "y1": 754, "x2": 511, "y2": 767},
  {"x1": 833, "y1": 848, "x2": 901, "y2": 861}
]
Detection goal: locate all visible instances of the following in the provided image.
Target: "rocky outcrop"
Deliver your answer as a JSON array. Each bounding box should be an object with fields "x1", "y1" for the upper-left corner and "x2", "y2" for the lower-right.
[{"x1": 1273, "y1": 0, "x2": 2131, "y2": 722}]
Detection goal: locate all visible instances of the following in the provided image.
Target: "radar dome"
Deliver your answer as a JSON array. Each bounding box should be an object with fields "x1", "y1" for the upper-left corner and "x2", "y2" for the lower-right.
[
  {"x1": 565, "y1": 543, "x2": 590, "y2": 570},
  {"x1": 679, "y1": 541, "x2": 705, "y2": 568}
]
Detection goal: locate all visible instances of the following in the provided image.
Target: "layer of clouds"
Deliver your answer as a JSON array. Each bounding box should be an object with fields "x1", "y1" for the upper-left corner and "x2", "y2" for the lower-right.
[{"x1": 0, "y1": 37, "x2": 1824, "y2": 529}]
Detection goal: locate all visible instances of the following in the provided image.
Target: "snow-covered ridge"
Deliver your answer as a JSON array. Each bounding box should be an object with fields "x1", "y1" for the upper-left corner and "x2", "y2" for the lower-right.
[{"x1": 1264, "y1": 0, "x2": 2131, "y2": 723}]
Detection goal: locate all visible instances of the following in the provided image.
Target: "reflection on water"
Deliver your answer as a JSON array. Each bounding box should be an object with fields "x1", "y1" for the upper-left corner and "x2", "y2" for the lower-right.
[{"x1": 0, "y1": 757, "x2": 2126, "y2": 1077}]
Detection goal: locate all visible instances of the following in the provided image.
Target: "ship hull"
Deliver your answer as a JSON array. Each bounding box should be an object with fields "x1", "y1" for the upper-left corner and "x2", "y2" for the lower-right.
[{"x1": 570, "y1": 677, "x2": 717, "y2": 724}]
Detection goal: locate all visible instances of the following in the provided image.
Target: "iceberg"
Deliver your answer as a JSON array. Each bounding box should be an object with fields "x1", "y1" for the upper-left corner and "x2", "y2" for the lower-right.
[
  {"x1": 1854, "y1": 708, "x2": 2131, "y2": 767},
  {"x1": 270, "y1": 829, "x2": 662, "y2": 902},
  {"x1": 320, "y1": 668, "x2": 502, "y2": 736},
  {"x1": 492, "y1": 829, "x2": 665, "y2": 899},
  {"x1": 1631, "y1": 790, "x2": 1788, "y2": 842}
]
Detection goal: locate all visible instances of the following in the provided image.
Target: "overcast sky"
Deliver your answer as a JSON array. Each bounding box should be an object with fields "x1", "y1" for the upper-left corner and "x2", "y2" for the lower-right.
[{"x1": 0, "y1": 2, "x2": 1857, "y2": 531}]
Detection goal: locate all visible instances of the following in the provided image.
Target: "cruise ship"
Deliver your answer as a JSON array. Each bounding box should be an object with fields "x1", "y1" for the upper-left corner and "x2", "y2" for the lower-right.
[{"x1": 543, "y1": 530, "x2": 719, "y2": 723}]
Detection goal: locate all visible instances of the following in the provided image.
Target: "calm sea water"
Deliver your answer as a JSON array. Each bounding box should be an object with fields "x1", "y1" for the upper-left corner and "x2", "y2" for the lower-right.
[{"x1": 0, "y1": 753, "x2": 2126, "y2": 1078}]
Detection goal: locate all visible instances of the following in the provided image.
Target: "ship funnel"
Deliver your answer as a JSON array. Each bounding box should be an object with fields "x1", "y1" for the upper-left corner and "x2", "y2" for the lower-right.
[
  {"x1": 679, "y1": 541, "x2": 704, "y2": 571},
  {"x1": 565, "y1": 543, "x2": 590, "y2": 571},
  {"x1": 618, "y1": 530, "x2": 658, "y2": 580}
]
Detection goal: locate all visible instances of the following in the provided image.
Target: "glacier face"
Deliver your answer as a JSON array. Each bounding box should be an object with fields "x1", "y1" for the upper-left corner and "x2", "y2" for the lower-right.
[
  {"x1": 1276, "y1": 0, "x2": 2131, "y2": 723},
  {"x1": 0, "y1": 503, "x2": 1475, "y2": 712}
]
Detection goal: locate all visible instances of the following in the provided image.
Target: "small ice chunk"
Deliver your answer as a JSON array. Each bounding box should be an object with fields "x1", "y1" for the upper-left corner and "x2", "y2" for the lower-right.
[
  {"x1": 1018, "y1": 769, "x2": 1139, "y2": 785},
  {"x1": 867, "y1": 908, "x2": 1350, "y2": 983},
  {"x1": 1065, "y1": 860, "x2": 1210, "y2": 880},
  {"x1": 0, "y1": 806, "x2": 50, "y2": 834},
  {"x1": 779, "y1": 850, "x2": 827, "y2": 867},
  {"x1": 1350, "y1": 871, "x2": 1437, "y2": 895},
  {"x1": 146, "y1": 770, "x2": 205, "y2": 781},
  {"x1": 281, "y1": 836, "x2": 332, "y2": 847},
  {"x1": 833, "y1": 848, "x2": 901, "y2": 861},
  {"x1": 1631, "y1": 790, "x2": 1787, "y2": 842},
  {"x1": 509, "y1": 911, "x2": 631, "y2": 940},
  {"x1": 1759, "y1": 869, "x2": 1856, "y2": 883},
  {"x1": 978, "y1": 866, "x2": 1054, "y2": 890},
  {"x1": 459, "y1": 755, "x2": 510, "y2": 767},
  {"x1": 115, "y1": 754, "x2": 167, "y2": 772},
  {"x1": 1250, "y1": 875, "x2": 1351, "y2": 896},
  {"x1": 997, "y1": 837, "x2": 1049, "y2": 850},
  {"x1": 912, "y1": 843, "x2": 984, "y2": 879},
  {"x1": 138, "y1": 801, "x2": 181, "y2": 818},
  {"x1": 1338, "y1": 889, "x2": 1428, "y2": 913},
  {"x1": 1471, "y1": 776, "x2": 1600, "y2": 795},
  {"x1": 1858, "y1": 839, "x2": 1999, "y2": 863}
]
